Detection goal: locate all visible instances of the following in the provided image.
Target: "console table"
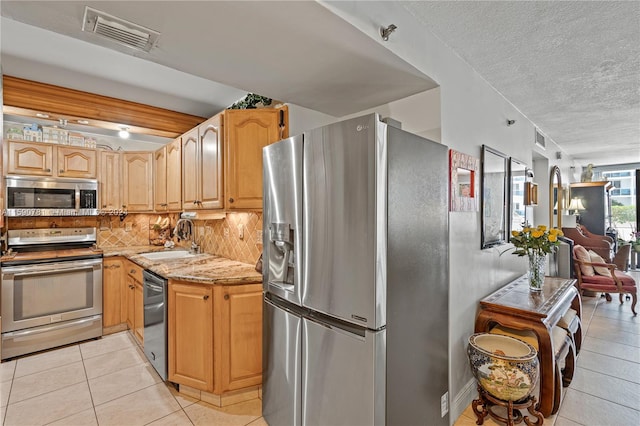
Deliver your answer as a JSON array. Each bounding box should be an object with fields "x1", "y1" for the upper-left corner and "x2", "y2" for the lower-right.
[{"x1": 474, "y1": 275, "x2": 581, "y2": 417}]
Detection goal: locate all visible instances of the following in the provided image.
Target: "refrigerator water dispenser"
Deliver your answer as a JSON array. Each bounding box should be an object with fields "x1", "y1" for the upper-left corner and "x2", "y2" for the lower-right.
[{"x1": 268, "y1": 223, "x2": 295, "y2": 287}]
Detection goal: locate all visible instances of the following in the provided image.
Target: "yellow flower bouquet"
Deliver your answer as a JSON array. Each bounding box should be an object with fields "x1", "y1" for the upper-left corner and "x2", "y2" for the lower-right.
[
  {"x1": 510, "y1": 224, "x2": 564, "y2": 291},
  {"x1": 510, "y1": 225, "x2": 564, "y2": 256}
]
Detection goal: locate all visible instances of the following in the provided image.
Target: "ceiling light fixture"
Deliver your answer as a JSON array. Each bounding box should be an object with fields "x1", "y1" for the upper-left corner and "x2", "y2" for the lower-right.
[
  {"x1": 506, "y1": 119, "x2": 516, "y2": 126},
  {"x1": 118, "y1": 127, "x2": 130, "y2": 139}
]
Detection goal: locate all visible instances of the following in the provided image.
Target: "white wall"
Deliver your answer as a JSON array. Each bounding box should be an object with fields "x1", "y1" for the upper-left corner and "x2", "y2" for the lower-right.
[{"x1": 305, "y1": 1, "x2": 577, "y2": 422}]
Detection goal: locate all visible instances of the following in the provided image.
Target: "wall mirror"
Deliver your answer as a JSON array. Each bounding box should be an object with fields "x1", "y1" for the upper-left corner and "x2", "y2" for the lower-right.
[
  {"x1": 481, "y1": 145, "x2": 509, "y2": 248},
  {"x1": 509, "y1": 158, "x2": 528, "y2": 234},
  {"x1": 449, "y1": 149, "x2": 480, "y2": 211},
  {"x1": 549, "y1": 166, "x2": 563, "y2": 229}
]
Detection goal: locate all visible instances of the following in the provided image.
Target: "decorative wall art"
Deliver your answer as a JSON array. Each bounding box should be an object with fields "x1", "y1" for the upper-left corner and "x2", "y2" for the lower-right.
[{"x1": 449, "y1": 149, "x2": 480, "y2": 212}]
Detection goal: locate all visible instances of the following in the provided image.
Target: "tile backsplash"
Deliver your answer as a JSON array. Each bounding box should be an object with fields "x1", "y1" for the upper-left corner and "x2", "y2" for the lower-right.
[
  {"x1": 6, "y1": 212, "x2": 263, "y2": 265},
  {"x1": 191, "y1": 212, "x2": 263, "y2": 265}
]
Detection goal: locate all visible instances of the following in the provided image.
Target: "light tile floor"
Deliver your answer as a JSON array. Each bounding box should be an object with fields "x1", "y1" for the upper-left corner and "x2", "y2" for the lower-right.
[
  {"x1": 455, "y1": 270, "x2": 640, "y2": 426},
  {"x1": 0, "y1": 331, "x2": 267, "y2": 426},
  {"x1": 1, "y1": 273, "x2": 638, "y2": 426}
]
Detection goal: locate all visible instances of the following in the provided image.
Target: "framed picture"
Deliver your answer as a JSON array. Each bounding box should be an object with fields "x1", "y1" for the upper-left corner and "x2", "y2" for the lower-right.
[
  {"x1": 449, "y1": 149, "x2": 479, "y2": 212},
  {"x1": 481, "y1": 145, "x2": 509, "y2": 249}
]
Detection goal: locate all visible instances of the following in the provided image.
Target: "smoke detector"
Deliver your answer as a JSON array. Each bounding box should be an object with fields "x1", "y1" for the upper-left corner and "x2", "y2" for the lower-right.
[{"x1": 82, "y1": 7, "x2": 160, "y2": 52}]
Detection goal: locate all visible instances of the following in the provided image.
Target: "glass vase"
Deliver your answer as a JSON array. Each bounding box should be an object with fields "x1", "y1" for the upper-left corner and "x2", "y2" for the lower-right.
[{"x1": 528, "y1": 251, "x2": 546, "y2": 291}]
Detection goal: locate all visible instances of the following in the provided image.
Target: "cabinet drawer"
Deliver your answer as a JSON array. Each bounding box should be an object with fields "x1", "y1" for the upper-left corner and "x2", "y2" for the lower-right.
[{"x1": 125, "y1": 260, "x2": 144, "y2": 283}]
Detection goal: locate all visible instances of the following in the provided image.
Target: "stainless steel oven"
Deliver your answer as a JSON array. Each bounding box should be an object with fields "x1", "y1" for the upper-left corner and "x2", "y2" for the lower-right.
[{"x1": 1, "y1": 228, "x2": 103, "y2": 360}]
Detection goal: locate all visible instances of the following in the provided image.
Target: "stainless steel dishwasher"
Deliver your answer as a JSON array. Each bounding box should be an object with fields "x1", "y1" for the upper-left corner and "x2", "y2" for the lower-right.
[{"x1": 143, "y1": 270, "x2": 168, "y2": 380}]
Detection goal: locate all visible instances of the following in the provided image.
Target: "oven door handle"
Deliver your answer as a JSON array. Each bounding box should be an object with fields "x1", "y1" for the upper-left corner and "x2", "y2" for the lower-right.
[
  {"x1": 2, "y1": 315, "x2": 103, "y2": 338},
  {"x1": 1, "y1": 259, "x2": 102, "y2": 276}
]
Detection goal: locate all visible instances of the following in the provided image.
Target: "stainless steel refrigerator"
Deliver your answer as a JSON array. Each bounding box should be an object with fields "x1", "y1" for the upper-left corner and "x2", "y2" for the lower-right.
[{"x1": 262, "y1": 113, "x2": 449, "y2": 426}]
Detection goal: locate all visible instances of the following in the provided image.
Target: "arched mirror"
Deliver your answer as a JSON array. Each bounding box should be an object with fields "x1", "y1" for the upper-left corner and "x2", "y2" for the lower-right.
[{"x1": 549, "y1": 166, "x2": 563, "y2": 229}]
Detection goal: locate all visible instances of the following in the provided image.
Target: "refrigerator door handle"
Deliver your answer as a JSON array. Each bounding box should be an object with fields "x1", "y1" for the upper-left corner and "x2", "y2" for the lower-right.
[
  {"x1": 305, "y1": 313, "x2": 367, "y2": 342},
  {"x1": 268, "y1": 281, "x2": 295, "y2": 292}
]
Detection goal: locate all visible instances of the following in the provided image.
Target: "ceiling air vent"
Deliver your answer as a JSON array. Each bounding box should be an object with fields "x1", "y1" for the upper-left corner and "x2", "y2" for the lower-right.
[
  {"x1": 535, "y1": 128, "x2": 546, "y2": 149},
  {"x1": 82, "y1": 7, "x2": 160, "y2": 52}
]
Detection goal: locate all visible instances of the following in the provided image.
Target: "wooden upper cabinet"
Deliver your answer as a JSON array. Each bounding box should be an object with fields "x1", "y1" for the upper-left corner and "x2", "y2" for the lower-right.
[
  {"x1": 6, "y1": 140, "x2": 98, "y2": 179},
  {"x1": 57, "y1": 146, "x2": 97, "y2": 178},
  {"x1": 224, "y1": 106, "x2": 288, "y2": 209},
  {"x1": 123, "y1": 152, "x2": 153, "y2": 212},
  {"x1": 154, "y1": 146, "x2": 168, "y2": 211},
  {"x1": 181, "y1": 114, "x2": 223, "y2": 210},
  {"x1": 99, "y1": 151, "x2": 122, "y2": 211},
  {"x1": 199, "y1": 115, "x2": 224, "y2": 209},
  {"x1": 182, "y1": 127, "x2": 199, "y2": 209},
  {"x1": 6, "y1": 140, "x2": 54, "y2": 176},
  {"x1": 166, "y1": 138, "x2": 182, "y2": 211}
]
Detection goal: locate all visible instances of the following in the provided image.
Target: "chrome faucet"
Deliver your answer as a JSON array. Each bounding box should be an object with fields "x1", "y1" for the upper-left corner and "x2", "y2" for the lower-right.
[{"x1": 174, "y1": 218, "x2": 199, "y2": 253}]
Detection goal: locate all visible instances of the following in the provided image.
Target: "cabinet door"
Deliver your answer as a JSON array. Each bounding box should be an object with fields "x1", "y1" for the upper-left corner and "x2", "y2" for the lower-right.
[
  {"x1": 168, "y1": 281, "x2": 214, "y2": 391},
  {"x1": 103, "y1": 257, "x2": 123, "y2": 328},
  {"x1": 134, "y1": 280, "x2": 144, "y2": 346},
  {"x1": 99, "y1": 151, "x2": 122, "y2": 212},
  {"x1": 57, "y1": 146, "x2": 97, "y2": 178},
  {"x1": 215, "y1": 283, "x2": 263, "y2": 393},
  {"x1": 6, "y1": 141, "x2": 53, "y2": 176},
  {"x1": 123, "y1": 152, "x2": 153, "y2": 212},
  {"x1": 154, "y1": 146, "x2": 167, "y2": 211},
  {"x1": 199, "y1": 114, "x2": 224, "y2": 209},
  {"x1": 166, "y1": 138, "x2": 182, "y2": 211},
  {"x1": 181, "y1": 128, "x2": 200, "y2": 209},
  {"x1": 126, "y1": 275, "x2": 135, "y2": 331},
  {"x1": 224, "y1": 107, "x2": 287, "y2": 209}
]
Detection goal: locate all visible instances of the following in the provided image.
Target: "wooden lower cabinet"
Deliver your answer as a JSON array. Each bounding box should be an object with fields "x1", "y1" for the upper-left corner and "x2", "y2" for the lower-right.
[
  {"x1": 134, "y1": 280, "x2": 144, "y2": 345},
  {"x1": 168, "y1": 280, "x2": 262, "y2": 394},
  {"x1": 215, "y1": 284, "x2": 263, "y2": 392},
  {"x1": 168, "y1": 281, "x2": 214, "y2": 391},
  {"x1": 124, "y1": 259, "x2": 144, "y2": 345},
  {"x1": 102, "y1": 257, "x2": 123, "y2": 329}
]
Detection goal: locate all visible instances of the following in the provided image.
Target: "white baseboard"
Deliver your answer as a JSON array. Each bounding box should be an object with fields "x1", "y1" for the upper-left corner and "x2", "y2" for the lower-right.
[{"x1": 450, "y1": 378, "x2": 477, "y2": 424}]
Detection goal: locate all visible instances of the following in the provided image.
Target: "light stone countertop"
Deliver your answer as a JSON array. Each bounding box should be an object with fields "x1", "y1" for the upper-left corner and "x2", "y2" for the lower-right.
[{"x1": 102, "y1": 245, "x2": 262, "y2": 286}]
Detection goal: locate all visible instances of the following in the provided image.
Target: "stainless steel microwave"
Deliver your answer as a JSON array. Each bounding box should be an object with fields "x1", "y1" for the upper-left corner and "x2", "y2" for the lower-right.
[{"x1": 5, "y1": 176, "x2": 99, "y2": 216}]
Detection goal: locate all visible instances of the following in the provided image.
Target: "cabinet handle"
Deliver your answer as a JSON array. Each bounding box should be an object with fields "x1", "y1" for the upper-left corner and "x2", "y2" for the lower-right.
[
  {"x1": 228, "y1": 198, "x2": 234, "y2": 203},
  {"x1": 129, "y1": 285, "x2": 134, "y2": 289},
  {"x1": 45, "y1": 168, "x2": 51, "y2": 172},
  {"x1": 224, "y1": 294, "x2": 229, "y2": 300},
  {"x1": 59, "y1": 169, "x2": 64, "y2": 173},
  {"x1": 130, "y1": 269, "x2": 136, "y2": 274},
  {"x1": 102, "y1": 204, "x2": 107, "y2": 208},
  {"x1": 160, "y1": 203, "x2": 167, "y2": 207},
  {"x1": 122, "y1": 205, "x2": 127, "y2": 208},
  {"x1": 203, "y1": 295, "x2": 209, "y2": 300}
]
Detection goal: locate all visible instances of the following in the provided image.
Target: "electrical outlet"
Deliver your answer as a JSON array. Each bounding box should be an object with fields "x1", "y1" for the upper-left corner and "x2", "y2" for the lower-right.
[
  {"x1": 256, "y1": 229, "x2": 263, "y2": 242},
  {"x1": 223, "y1": 227, "x2": 229, "y2": 238},
  {"x1": 125, "y1": 222, "x2": 133, "y2": 232},
  {"x1": 237, "y1": 223, "x2": 244, "y2": 239},
  {"x1": 440, "y1": 392, "x2": 449, "y2": 417}
]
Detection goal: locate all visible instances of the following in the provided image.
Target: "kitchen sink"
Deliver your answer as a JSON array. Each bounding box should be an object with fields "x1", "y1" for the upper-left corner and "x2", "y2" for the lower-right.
[{"x1": 138, "y1": 250, "x2": 196, "y2": 261}]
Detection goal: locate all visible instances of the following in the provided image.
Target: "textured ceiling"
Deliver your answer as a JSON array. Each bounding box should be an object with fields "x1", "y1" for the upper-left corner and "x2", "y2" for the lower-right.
[
  {"x1": 402, "y1": 1, "x2": 640, "y2": 167},
  {"x1": 1, "y1": 1, "x2": 638, "y2": 166}
]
